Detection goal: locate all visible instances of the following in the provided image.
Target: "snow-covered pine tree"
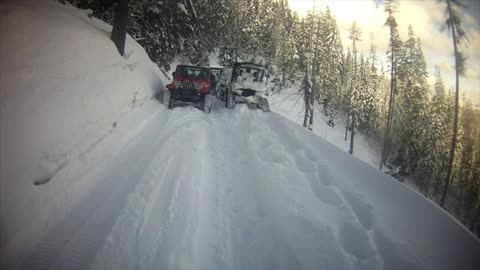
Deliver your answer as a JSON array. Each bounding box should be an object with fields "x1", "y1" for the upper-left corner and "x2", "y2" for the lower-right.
[
  {"x1": 317, "y1": 7, "x2": 343, "y2": 118},
  {"x1": 416, "y1": 67, "x2": 447, "y2": 195},
  {"x1": 468, "y1": 120, "x2": 480, "y2": 232},
  {"x1": 357, "y1": 53, "x2": 377, "y2": 134},
  {"x1": 187, "y1": 0, "x2": 229, "y2": 65},
  {"x1": 380, "y1": 0, "x2": 402, "y2": 170},
  {"x1": 345, "y1": 21, "x2": 362, "y2": 146},
  {"x1": 339, "y1": 48, "x2": 353, "y2": 117},
  {"x1": 292, "y1": 12, "x2": 314, "y2": 73},
  {"x1": 363, "y1": 34, "x2": 381, "y2": 135},
  {"x1": 306, "y1": 3, "x2": 323, "y2": 131},
  {"x1": 220, "y1": 0, "x2": 237, "y2": 66},
  {"x1": 452, "y1": 100, "x2": 479, "y2": 222},
  {"x1": 375, "y1": 66, "x2": 389, "y2": 131},
  {"x1": 274, "y1": 0, "x2": 296, "y2": 85},
  {"x1": 438, "y1": 0, "x2": 469, "y2": 207},
  {"x1": 258, "y1": 0, "x2": 277, "y2": 59},
  {"x1": 390, "y1": 26, "x2": 430, "y2": 176}
]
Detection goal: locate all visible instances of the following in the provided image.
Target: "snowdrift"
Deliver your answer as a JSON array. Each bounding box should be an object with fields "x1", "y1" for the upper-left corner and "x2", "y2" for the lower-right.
[{"x1": 0, "y1": 0, "x2": 165, "y2": 263}]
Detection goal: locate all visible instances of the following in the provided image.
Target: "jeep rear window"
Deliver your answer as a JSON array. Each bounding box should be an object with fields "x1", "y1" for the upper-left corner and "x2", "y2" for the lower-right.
[{"x1": 176, "y1": 66, "x2": 209, "y2": 78}]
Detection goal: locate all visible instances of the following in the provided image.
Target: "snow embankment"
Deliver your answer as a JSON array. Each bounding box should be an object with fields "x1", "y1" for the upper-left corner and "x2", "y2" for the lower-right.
[
  {"x1": 268, "y1": 85, "x2": 381, "y2": 168},
  {"x1": 0, "y1": 0, "x2": 165, "y2": 264}
]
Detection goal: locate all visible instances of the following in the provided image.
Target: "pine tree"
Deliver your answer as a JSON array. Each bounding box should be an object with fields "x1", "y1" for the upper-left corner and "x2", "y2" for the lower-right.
[
  {"x1": 469, "y1": 122, "x2": 480, "y2": 232},
  {"x1": 345, "y1": 21, "x2": 362, "y2": 149},
  {"x1": 439, "y1": 0, "x2": 469, "y2": 207},
  {"x1": 293, "y1": 12, "x2": 314, "y2": 73},
  {"x1": 374, "y1": 67, "x2": 390, "y2": 136},
  {"x1": 416, "y1": 67, "x2": 449, "y2": 195},
  {"x1": 300, "y1": 7, "x2": 318, "y2": 131},
  {"x1": 274, "y1": 0, "x2": 296, "y2": 85},
  {"x1": 357, "y1": 53, "x2": 377, "y2": 134},
  {"x1": 391, "y1": 26, "x2": 430, "y2": 176},
  {"x1": 380, "y1": 0, "x2": 401, "y2": 170},
  {"x1": 317, "y1": 7, "x2": 343, "y2": 118},
  {"x1": 454, "y1": 100, "x2": 477, "y2": 219}
]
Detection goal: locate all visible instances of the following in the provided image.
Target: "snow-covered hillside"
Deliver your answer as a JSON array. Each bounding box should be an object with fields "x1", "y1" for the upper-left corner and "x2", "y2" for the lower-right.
[
  {"x1": 1, "y1": 1, "x2": 479, "y2": 270},
  {"x1": 0, "y1": 0, "x2": 166, "y2": 265},
  {"x1": 268, "y1": 85, "x2": 381, "y2": 169}
]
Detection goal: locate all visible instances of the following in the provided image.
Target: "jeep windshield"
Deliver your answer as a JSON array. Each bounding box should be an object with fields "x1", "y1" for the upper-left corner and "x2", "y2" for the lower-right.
[{"x1": 176, "y1": 66, "x2": 209, "y2": 78}]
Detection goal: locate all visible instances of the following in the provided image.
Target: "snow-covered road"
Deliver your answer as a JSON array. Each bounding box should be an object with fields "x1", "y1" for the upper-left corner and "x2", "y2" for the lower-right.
[{"x1": 12, "y1": 101, "x2": 479, "y2": 270}]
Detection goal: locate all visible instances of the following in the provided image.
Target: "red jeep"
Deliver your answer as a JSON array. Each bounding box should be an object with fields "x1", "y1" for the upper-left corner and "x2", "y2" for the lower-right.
[{"x1": 163, "y1": 65, "x2": 213, "y2": 113}]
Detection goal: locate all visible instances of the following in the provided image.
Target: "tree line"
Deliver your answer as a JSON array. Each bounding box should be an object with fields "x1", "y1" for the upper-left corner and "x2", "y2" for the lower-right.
[{"x1": 62, "y1": 0, "x2": 480, "y2": 235}]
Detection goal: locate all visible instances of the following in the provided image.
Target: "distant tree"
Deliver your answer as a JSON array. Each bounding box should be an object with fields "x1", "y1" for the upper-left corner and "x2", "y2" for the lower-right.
[
  {"x1": 454, "y1": 100, "x2": 477, "y2": 219},
  {"x1": 391, "y1": 26, "x2": 430, "y2": 176},
  {"x1": 438, "y1": 0, "x2": 469, "y2": 207},
  {"x1": 111, "y1": 0, "x2": 129, "y2": 56},
  {"x1": 416, "y1": 66, "x2": 449, "y2": 195},
  {"x1": 346, "y1": 21, "x2": 362, "y2": 153},
  {"x1": 317, "y1": 7, "x2": 343, "y2": 118},
  {"x1": 303, "y1": 9, "x2": 321, "y2": 131},
  {"x1": 379, "y1": 0, "x2": 400, "y2": 170},
  {"x1": 274, "y1": 0, "x2": 296, "y2": 85},
  {"x1": 293, "y1": 11, "x2": 314, "y2": 73}
]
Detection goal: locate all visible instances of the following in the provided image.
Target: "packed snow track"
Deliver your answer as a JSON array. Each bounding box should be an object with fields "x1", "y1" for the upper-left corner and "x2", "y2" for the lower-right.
[{"x1": 11, "y1": 103, "x2": 480, "y2": 270}]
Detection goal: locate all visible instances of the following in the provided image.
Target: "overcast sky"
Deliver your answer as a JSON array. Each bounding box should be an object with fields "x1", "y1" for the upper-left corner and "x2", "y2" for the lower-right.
[{"x1": 287, "y1": 0, "x2": 480, "y2": 105}]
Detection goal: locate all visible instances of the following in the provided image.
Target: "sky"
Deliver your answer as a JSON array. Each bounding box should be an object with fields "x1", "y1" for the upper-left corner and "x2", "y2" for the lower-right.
[{"x1": 287, "y1": 0, "x2": 480, "y2": 105}]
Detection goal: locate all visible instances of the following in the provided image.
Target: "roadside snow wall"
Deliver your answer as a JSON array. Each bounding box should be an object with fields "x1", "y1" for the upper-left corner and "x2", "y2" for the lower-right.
[{"x1": 0, "y1": 0, "x2": 163, "y2": 259}]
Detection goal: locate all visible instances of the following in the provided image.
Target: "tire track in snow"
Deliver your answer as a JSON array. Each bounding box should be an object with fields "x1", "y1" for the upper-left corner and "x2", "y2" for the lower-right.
[
  {"x1": 91, "y1": 109, "x2": 210, "y2": 270},
  {"x1": 189, "y1": 108, "x2": 304, "y2": 269},
  {"x1": 225, "y1": 110, "x2": 291, "y2": 268},
  {"x1": 262, "y1": 112, "x2": 382, "y2": 270},
  {"x1": 17, "y1": 108, "x2": 206, "y2": 270}
]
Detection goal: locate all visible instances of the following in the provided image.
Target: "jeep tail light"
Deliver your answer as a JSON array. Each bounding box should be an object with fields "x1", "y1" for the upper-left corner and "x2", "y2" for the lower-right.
[{"x1": 199, "y1": 83, "x2": 209, "y2": 94}]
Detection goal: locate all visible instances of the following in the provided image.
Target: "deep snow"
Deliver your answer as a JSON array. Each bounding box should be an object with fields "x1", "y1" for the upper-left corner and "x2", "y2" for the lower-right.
[
  {"x1": 268, "y1": 85, "x2": 381, "y2": 169},
  {"x1": 0, "y1": 0, "x2": 166, "y2": 265},
  {"x1": 9, "y1": 102, "x2": 480, "y2": 270},
  {"x1": 1, "y1": 1, "x2": 480, "y2": 270}
]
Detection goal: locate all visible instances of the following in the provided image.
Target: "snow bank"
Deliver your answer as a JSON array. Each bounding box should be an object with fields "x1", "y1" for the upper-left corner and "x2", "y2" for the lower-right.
[
  {"x1": 0, "y1": 0, "x2": 163, "y2": 263},
  {"x1": 268, "y1": 84, "x2": 381, "y2": 168}
]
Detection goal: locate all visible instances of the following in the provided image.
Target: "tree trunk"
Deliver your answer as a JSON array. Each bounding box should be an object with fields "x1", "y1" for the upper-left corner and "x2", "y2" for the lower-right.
[
  {"x1": 380, "y1": 23, "x2": 395, "y2": 171},
  {"x1": 111, "y1": 0, "x2": 129, "y2": 56},
  {"x1": 303, "y1": 73, "x2": 310, "y2": 128},
  {"x1": 344, "y1": 114, "x2": 349, "y2": 141},
  {"x1": 235, "y1": 0, "x2": 239, "y2": 62},
  {"x1": 349, "y1": 110, "x2": 356, "y2": 154},
  {"x1": 441, "y1": 0, "x2": 459, "y2": 207},
  {"x1": 309, "y1": 84, "x2": 314, "y2": 131},
  {"x1": 470, "y1": 205, "x2": 480, "y2": 231}
]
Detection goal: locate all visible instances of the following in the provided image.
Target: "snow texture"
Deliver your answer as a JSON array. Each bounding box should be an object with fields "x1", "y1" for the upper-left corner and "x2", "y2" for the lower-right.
[
  {"x1": 1, "y1": 1, "x2": 479, "y2": 270},
  {"x1": 268, "y1": 85, "x2": 381, "y2": 168}
]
